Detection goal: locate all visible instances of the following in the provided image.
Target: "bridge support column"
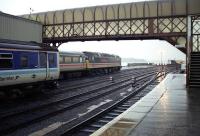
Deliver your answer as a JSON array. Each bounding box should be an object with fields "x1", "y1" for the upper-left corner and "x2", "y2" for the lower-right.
[
  {"x1": 186, "y1": 16, "x2": 192, "y2": 87},
  {"x1": 148, "y1": 19, "x2": 154, "y2": 35}
]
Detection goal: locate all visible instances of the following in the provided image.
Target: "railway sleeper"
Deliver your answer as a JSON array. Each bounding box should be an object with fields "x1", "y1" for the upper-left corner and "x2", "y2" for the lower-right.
[
  {"x1": 89, "y1": 124, "x2": 103, "y2": 128},
  {"x1": 116, "y1": 106, "x2": 129, "y2": 111},
  {"x1": 80, "y1": 128, "x2": 96, "y2": 133},
  {"x1": 107, "y1": 112, "x2": 121, "y2": 116},
  {"x1": 112, "y1": 109, "x2": 124, "y2": 113},
  {"x1": 121, "y1": 104, "x2": 132, "y2": 107},
  {"x1": 97, "y1": 119, "x2": 111, "y2": 124},
  {"x1": 102, "y1": 116, "x2": 115, "y2": 120}
]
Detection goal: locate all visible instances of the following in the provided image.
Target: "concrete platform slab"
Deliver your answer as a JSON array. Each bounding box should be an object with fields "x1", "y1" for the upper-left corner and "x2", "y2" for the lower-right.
[{"x1": 91, "y1": 74, "x2": 200, "y2": 136}]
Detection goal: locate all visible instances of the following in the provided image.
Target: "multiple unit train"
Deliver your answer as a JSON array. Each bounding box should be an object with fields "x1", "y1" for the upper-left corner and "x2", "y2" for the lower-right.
[{"x1": 0, "y1": 40, "x2": 121, "y2": 91}]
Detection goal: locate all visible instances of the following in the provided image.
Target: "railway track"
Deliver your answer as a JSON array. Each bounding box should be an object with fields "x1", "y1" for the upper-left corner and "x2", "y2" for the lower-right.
[
  {"x1": 0, "y1": 67, "x2": 157, "y2": 119},
  {"x1": 51, "y1": 68, "x2": 175, "y2": 136},
  {"x1": 47, "y1": 67, "x2": 154, "y2": 95},
  {"x1": 0, "y1": 68, "x2": 154, "y2": 117},
  {"x1": 0, "y1": 66, "x2": 178, "y2": 135}
]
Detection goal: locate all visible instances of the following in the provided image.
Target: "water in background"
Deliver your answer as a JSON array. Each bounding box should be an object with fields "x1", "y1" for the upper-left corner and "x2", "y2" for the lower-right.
[{"x1": 121, "y1": 58, "x2": 153, "y2": 70}]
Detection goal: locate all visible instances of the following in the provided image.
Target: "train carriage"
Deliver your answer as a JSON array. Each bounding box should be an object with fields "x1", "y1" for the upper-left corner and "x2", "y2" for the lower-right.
[
  {"x1": 59, "y1": 51, "x2": 86, "y2": 78},
  {"x1": 0, "y1": 40, "x2": 59, "y2": 90}
]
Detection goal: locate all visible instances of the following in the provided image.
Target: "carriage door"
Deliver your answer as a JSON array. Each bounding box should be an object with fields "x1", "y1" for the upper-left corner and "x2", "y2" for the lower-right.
[
  {"x1": 39, "y1": 52, "x2": 48, "y2": 80},
  {"x1": 47, "y1": 53, "x2": 57, "y2": 80}
]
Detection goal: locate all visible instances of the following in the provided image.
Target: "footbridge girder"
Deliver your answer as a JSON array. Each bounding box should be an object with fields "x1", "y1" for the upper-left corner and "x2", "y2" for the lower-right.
[{"x1": 21, "y1": 0, "x2": 200, "y2": 52}]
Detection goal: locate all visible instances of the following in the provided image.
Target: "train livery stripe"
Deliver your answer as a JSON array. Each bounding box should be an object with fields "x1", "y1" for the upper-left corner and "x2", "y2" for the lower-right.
[
  {"x1": 87, "y1": 63, "x2": 120, "y2": 68},
  {"x1": 60, "y1": 63, "x2": 85, "y2": 66},
  {"x1": 0, "y1": 68, "x2": 60, "y2": 87},
  {"x1": 0, "y1": 68, "x2": 59, "y2": 76}
]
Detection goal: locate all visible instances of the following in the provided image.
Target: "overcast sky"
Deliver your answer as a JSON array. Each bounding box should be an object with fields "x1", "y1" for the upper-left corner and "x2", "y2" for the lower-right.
[{"x1": 0, "y1": 0, "x2": 185, "y2": 63}]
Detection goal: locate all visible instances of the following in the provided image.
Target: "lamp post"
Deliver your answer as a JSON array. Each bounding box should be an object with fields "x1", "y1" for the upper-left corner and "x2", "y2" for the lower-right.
[{"x1": 29, "y1": 8, "x2": 34, "y2": 15}]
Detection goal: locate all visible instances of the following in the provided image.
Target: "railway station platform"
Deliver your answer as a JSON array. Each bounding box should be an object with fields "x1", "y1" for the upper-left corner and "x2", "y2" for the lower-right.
[{"x1": 91, "y1": 74, "x2": 200, "y2": 136}]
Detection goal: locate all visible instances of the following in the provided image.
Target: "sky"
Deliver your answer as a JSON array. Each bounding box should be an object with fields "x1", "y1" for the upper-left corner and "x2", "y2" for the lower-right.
[{"x1": 0, "y1": 0, "x2": 186, "y2": 63}]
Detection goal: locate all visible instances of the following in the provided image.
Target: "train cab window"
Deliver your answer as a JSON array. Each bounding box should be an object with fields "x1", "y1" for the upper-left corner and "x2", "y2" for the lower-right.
[
  {"x1": 80, "y1": 57, "x2": 83, "y2": 63},
  {"x1": 92, "y1": 56, "x2": 95, "y2": 61},
  {"x1": 21, "y1": 56, "x2": 28, "y2": 68},
  {"x1": 39, "y1": 52, "x2": 47, "y2": 68},
  {"x1": 0, "y1": 53, "x2": 13, "y2": 69},
  {"x1": 72, "y1": 57, "x2": 79, "y2": 63},
  {"x1": 48, "y1": 53, "x2": 57, "y2": 68}
]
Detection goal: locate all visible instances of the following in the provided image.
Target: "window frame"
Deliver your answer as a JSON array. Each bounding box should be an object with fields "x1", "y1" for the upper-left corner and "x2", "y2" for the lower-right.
[
  {"x1": 20, "y1": 55, "x2": 29, "y2": 68},
  {"x1": 39, "y1": 52, "x2": 47, "y2": 68},
  {"x1": 48, "y1": 53, "x2": 57, "y2": 68},
  {"x1": 64, "y1": 56, "x2": 72, "y2": 63},
  {"x1": 0, "y1": 53, "x2": 13, "y2": 69},
  {"x1": 72, "y1": 56, "x2": 79, "y2": 63}
]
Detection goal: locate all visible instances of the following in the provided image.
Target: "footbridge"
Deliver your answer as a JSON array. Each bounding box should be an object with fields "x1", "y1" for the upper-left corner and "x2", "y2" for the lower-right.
[
  {"x1": 22, "y1": 0, "x2": 199, "y2": 52},
  {"x1": 22, "y1": 0, "x2": 200, "y2": 86}
]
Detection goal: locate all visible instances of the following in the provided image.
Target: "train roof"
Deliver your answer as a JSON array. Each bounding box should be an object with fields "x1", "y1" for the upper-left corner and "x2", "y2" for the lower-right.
[
  {"x1": 83, "y1": 51, "x2": 120, "y2": 58},
  {"x1": 0, "y1": 39, "x2": 57, "y2": 51},
  {"x1": 59, "y1": 51, "x2": 85, "y2": 57}
]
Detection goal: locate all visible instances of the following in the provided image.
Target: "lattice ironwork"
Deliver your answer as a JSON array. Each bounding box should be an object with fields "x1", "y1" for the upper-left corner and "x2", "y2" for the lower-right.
[
  {"x1": 173, "y1": 17, "x2": 186, "y2": 32},
  {"x1": 131, "y1": 19, "x2": 147, "y2": 34},
  {"x1": 119, "y1": 21, "x2": 130, "y2": 35},
  {"x1": 54, "y1": 25, "x2": 63, "y2": 37},
  {"x1": 63, "y1": 24, "x2": 73, "y2": 37},
  {"x1": 95, "y1": 22, "x2": 106, "y2": 36},
  {"x1": 192, "y1": 16, "x2": 200, "y2": 52},
  {"x1": 158, "y1": 18, "x2": 172, "y2": 33},
  {"x1": 84, "y1": 23, "x2": 94, "y2": 36},
  {"x1": 44, "y1": 26, "x2": 54, "y2": 38},
  {"x1": 73, "y1": 23, "x2": 83, "y2": 36},
  {"x1": 106, "y1": 21, "x2": 118, "y2": 35},
  {"x1": 43, "y1": 16, "x2": 187, "y2": 47}
]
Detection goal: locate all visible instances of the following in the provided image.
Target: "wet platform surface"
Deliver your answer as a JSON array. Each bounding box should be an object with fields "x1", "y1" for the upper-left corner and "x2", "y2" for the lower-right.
[{"x1": 91, "y1": 74, "x2": 200, "y2": 136}]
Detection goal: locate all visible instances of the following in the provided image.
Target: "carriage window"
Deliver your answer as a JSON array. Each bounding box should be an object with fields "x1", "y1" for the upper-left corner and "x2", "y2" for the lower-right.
[
  {"x1": 59, "y1": 56, "x2": 64, "y2": 63},
  {"x1": 72, "y1": 57, "x2": 79, "y2": 63},
  {"x1": 21, "y1": 56, "x2": 28, "y2": 68},
  {"x1": 64, "y1": 57, "x2": 71, "y2": 63},
  {"x1": 39, "y1": 53, "x2": 47, "y2": 68},
  {"x1": 0, "y1": 53, "x2": 13, "y2": 69}
]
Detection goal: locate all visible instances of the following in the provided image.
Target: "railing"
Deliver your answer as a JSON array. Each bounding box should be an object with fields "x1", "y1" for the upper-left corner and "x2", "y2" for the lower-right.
[{"x1": 192, "y1": 16, "x2": 200, "y2": 52}]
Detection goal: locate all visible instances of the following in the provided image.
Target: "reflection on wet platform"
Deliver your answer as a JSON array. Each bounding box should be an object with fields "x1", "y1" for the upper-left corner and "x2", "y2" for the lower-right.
[{"x1": 91, "y1": 74, "x2": 200, "y2": 136}]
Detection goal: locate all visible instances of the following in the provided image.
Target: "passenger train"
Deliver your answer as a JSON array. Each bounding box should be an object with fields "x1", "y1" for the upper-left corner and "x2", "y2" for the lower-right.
[
  {"x1": 0, "y1": 40, "x2": 121, "y2": 92},
  {"x1": 59, "y1": 51, "x2": 121, "y2": 78}
]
